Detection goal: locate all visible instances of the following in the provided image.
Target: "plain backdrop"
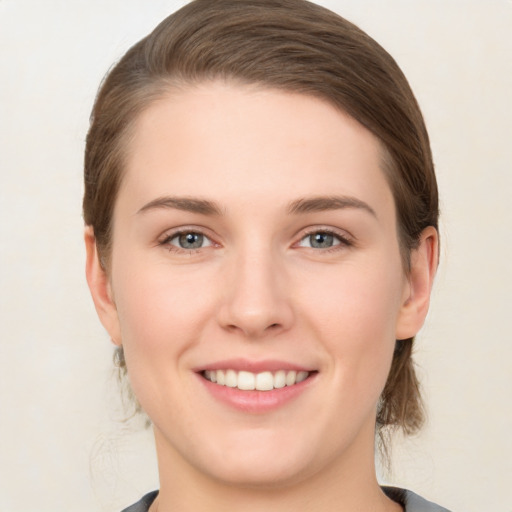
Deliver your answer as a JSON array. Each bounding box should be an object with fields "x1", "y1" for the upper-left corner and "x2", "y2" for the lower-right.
[{"x1": 1, "y1": 1, "x2": 511, "y2": 511}]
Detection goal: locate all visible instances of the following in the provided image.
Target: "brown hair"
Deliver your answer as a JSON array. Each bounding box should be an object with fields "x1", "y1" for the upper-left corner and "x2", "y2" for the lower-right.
[{"x1": 84, "y1": 0, "x2": 438, "y2": 439}]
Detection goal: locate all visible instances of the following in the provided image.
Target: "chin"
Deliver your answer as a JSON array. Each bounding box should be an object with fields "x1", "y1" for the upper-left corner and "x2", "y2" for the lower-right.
[
  {"x1": 201, "y1": 453, "x2": 314, "y2": 489},
  {"x1": 185, "y1": 426, "x2": 335, "y2": 489}
]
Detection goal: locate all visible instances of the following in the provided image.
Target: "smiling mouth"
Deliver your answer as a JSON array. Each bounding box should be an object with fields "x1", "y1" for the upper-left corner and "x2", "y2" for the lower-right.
[{"x1": 202, "y1": 369, "x2": 312, "y2": 391}]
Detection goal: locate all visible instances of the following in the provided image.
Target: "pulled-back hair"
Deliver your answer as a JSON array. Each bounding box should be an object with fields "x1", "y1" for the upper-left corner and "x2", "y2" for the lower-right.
[{"x1": 84, "y1": 0, "x2": 438, "y2": 441}]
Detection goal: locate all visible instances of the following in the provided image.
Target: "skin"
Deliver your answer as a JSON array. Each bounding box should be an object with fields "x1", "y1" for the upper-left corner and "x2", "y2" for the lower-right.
[{"x1": 86, "y1": 82, "x2": 438, "y2": 512}]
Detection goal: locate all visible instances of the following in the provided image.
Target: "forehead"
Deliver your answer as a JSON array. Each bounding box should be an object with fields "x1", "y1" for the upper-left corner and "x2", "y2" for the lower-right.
[{"x1": 119, "y1": 82, "x2": 394, "y2": 218}]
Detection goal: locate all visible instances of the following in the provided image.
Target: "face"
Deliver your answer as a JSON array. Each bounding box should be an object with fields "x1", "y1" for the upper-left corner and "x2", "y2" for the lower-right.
[{"x1": 88, "y1": 82, "x2": 426, "y2": 489}]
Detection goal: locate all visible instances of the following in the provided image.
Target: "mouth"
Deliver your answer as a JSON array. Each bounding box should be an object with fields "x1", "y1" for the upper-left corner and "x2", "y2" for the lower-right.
[
  {"x1": 195, "y1": 359, "x2": 317, "y2": 412},
  {"x1": 202, "y1": 369, "x2": 312, "y2": 391}
]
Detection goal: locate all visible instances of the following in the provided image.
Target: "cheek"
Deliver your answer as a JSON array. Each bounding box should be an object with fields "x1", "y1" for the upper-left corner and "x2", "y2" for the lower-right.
[
  {"x1": 114, "y1": 265, "x2": 217, "y2": 351},
  {"x1": 301, "y1": 258, "x2": 403, "y2": 336},
  {"x1": 297, "y1": 258, "x2": 404, "y2": 384},
  {"x1": 110, "y1": 259, "x2": 222, "y2": 421}
]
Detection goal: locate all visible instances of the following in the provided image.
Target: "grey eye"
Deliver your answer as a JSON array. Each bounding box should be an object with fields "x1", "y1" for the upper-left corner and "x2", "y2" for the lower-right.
[
  {"x1": 178, "y1": 232, "x2": 203, "y2": 248},
  {"x1": 308, "y1": 232, "x2": 334, "y2": 248},
  {"x1": 172, "y1": 232, "x2": 209, "y2": 249},
  {"x1": 297, "y1": 231, "x2": 346, "y2": 249}
]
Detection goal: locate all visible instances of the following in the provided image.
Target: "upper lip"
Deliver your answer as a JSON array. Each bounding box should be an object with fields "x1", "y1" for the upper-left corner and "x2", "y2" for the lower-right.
[{"x1": 193, "y1": 358, "x2": 315, "y2": 373}]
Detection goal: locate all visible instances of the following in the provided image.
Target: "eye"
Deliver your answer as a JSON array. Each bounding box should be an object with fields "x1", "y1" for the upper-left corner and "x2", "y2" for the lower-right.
[
  {"x1": 297, "y1": 230, "x2": 350, "y2": 249},
  {"x1": 165, "y1": 231, "x2": 213, "y2": 250}
]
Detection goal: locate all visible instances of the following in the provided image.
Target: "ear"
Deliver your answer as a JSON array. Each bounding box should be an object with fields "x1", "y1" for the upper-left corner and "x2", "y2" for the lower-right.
[
  {"x1": 84, "y1": 226, "x2": 122, "y2": 346},
  {"x1": 395, "y1": 226, "x2": 439, "y2": 340}
]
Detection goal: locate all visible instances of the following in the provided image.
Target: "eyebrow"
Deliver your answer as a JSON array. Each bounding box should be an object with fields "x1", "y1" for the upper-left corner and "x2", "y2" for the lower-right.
[
  {"x1": 136, "y1": 194, "x2": 376, "y2": 218},
  {"x1": 287, "y1": 195, "x2": 377, "y2": 217},
  {"x1": 137, "y1": 196, "x2": 223, "y2": 216}
]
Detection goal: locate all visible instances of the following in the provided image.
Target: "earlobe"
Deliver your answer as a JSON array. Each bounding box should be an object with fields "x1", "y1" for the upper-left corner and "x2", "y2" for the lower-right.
[
  {"x1": 84, "y1": 226, "x2": 122, "y2": 345},
  {"x1": 395, "y1": 226, "x2": 439, "y2": 340}
]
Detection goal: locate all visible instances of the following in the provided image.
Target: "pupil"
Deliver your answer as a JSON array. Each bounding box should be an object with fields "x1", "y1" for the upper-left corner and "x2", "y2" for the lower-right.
[
  {"x1": 311, "y1": 232, "x2": 333, "y2": 248},
  {"x1": 179, "y1": 233, "x2": 203, "y2": 248}
]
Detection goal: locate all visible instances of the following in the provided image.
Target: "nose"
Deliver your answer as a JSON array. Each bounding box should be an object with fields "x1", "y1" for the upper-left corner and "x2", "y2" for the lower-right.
[{"x1": 216, "y1": 248, "x2": 294, "y2": 339}]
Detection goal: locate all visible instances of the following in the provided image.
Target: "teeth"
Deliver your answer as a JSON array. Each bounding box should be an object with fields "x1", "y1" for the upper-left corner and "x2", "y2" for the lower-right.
[
  {"x1": 296, "y1": 371, "x2": 309, "y2": 383},
  {"x1": 274, "y1": 370, "x2": 286, "y2": 389},
  {"x1": 255, "y1": 371, "x2": 274, "y2": 391},
  {"x1": 285, "y1": 370, "x2": 297, "y2": 386},
  {"x1": 225, "y1": 369, "x2": 237, "y2": 388},
  {"x1": 203, "y1": 369, "x2": 310, "y2": 391},
  {"x1": 237, "y1": 371, "x2": 255, "y2": 390}
]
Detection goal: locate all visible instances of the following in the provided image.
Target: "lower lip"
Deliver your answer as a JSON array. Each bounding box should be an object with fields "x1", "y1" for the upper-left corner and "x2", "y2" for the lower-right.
[{"x1": 197, "y1": 373, "x2": 317, "y2": 413}]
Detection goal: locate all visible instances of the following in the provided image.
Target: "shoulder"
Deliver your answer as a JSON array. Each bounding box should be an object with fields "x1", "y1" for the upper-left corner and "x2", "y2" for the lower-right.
[
  {"x1": 121, "y1": 488, "x2": 451, "y2": 512},
  {"x1": 120, "y1": 491, "x2": 158, "y2": 512},
  {"x1": 382, "y1": 486, "x2": 452, "y2": 512}
]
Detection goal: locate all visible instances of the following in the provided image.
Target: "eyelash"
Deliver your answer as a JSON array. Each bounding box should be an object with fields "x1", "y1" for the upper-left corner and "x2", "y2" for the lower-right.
[
  {"x1": 297, "y1": 228, "x2": 353, "y2": 253},
  {"x1": 158, "y1": 227, "x2": 353, "y2": 254},
  {"x1": 159, "y1": 229, "x2": 215, "y2": 254}
]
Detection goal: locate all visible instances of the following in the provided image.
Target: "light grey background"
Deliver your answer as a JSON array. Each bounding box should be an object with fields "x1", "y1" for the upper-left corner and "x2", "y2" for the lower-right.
[{"x1": 1, "y1": 1, "x2": 511, "y2": 511}]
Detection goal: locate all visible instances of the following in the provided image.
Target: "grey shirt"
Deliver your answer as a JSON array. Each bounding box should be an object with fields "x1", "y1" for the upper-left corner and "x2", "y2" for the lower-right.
[
  {"x1": 383, "y1": 487, "x2": 452, "y2": 511},
  {"x1": 121, "y1": 488, "x2": 451, "y2": 511}
]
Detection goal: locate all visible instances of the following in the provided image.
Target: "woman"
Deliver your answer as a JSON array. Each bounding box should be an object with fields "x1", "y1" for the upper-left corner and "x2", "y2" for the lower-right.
[{"x1": 83, "y1": 0, "x2": 448, "y2": 510}]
